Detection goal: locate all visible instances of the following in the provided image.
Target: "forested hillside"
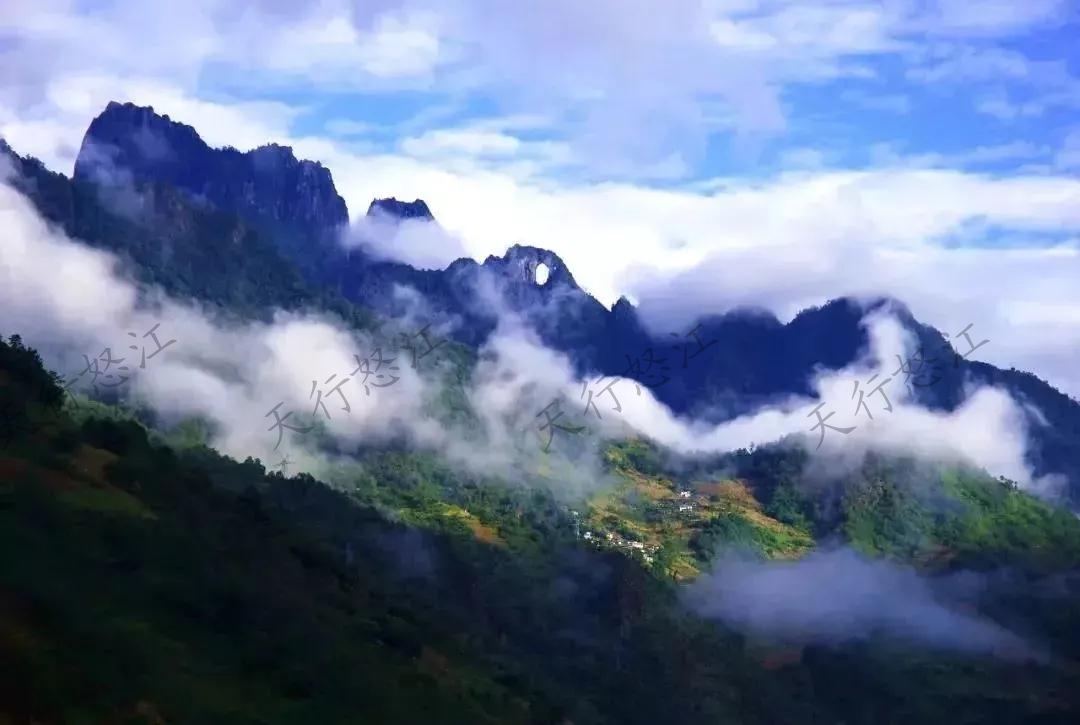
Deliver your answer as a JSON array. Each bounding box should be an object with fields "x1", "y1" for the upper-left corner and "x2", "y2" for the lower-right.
[
  {"x1": 5, "y1": 100, "x2": 1080, "y2": 725},
  {"x1": 3, "y1": 335, "x2": 1080, "y2": 724}
]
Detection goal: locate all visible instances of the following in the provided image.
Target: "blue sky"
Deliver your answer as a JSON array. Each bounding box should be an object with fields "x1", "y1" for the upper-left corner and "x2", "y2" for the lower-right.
[
  {"x1": 1, "y1": 0, "x2": 1079, "y2": 398},
  {"x1": 3, "y1": 1, "x2": 1078, "y2": 182},
  {"x1": 218, "y1": 0, "x2": 1080, "y2": 181}
]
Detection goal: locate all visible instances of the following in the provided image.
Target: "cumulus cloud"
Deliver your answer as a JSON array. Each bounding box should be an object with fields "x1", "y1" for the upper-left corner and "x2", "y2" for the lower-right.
[
  {"x1": 684, "y1": 547, "x2": 1042, "y2": 660},
  {"x1": 6, "y1": 0, "x2": 1074, "y2": 175}
]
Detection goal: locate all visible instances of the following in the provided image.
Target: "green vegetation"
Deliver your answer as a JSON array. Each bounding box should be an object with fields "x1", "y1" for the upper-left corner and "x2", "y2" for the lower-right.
[
  {"x1": 583, "y1": 442, "x2": 815, "y2": 579},
  {"x1": 4, "y1": 336, "x2": 1080, "y2": 723}
]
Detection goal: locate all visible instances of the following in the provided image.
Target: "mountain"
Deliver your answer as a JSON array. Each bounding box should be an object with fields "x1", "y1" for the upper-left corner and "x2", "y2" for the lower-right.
[
  {"x1": 368, "y1": 197, "x2": 435, "y2": 220},
  {"x1": 1, "y1": 137, "x2": 375, "y2": 330},
  {"x1": 3, "y1": 334, "x2": 1080, "y2": 723},
  {"x1": 7, "y1": 102, "x2": 1080, "y2": 504},
  {"x1": 74, "y1": 101, "x2": 348, "y2": 277},
  {"x1": 7, "y1": 106, "x2": 1080, "y2": 723}
]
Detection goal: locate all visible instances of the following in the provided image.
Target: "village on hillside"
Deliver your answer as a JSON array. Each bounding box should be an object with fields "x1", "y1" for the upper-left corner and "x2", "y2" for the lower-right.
[{"x1": 563, "y1": 456, "x2": 813, "y2": 581}]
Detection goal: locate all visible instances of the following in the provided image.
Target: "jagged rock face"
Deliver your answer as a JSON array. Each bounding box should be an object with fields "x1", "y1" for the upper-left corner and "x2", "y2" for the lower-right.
[
  {"x1": 367, "y1": 197, "x2": 434, "y2": 221},
  {"x1": 11, "y1": 112, "x2": 1080, "y2": 501},
  {"x1": 73, "y1": 102, "x2": 349, "y2": 236},
  {"x1": 480, "y1": 244, "x2": 580, "y2": 292}
]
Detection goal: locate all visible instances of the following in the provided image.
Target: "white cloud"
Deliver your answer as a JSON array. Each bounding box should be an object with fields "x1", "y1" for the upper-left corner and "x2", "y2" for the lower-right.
[
  {"x1": 356, "y1": 12, "x2": 442, "y2": 78},
  {"x1": 229, "y1": 9, "x2": 444, "y2": 84},
  {"x1": 0, "y1": 74, "x2": 300, "y2": 174},
  {"x1": 777, "y1": 147, "x2": 830, "y2": 169},
  {"x1": 686, "y1": 547, "x2": 1041, "y2": 660},
  {"x1": 402, "y1": 128, "x2": 522, "y2": 158},
  {"x1": 3, "y1": 0, "x2": 1076, "y2": 176},
  {"x1": 345, "y1": 211, "x2": 470, "y2": 270},
  {"x1": 278, "y1": 130, "x2": 1080, "y2": 400},
  {"x1": 919, "y1": 0, "x2": 1071, "y2": 37},
  {"x1": 7, "y1": 66, "x2": 1079, "y2": 408},
  {"x1": 1, "y1": 0, "x2": 1078, "y2": 448},
  {"x1": 908, "y1": 46, "x2": 1032, "y2": 84},
  {"x1": 0, "y1": 177, "x2": 622, "y2": 499},
  {"x1": 3, "y1": 149, "x2": 1070, "y2": 501},
  {"x1": 0, "y1": 177, "x2": 433, "y2": 462},
  {"x1": 710, "y1": 3, "x2": 904, "y2": 58},
  {"x1": 909, "y1": 45, "x2": 1080, "y2": 120},
  {"x1": 582, "y1": 309, "x2": 1056, "y2": 495},
  {"x1": 871, "y1": 141, "x2": 1052, "y2": 168}
]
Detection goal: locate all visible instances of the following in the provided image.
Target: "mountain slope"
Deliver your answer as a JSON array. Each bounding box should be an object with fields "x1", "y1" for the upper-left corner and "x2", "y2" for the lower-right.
[
  {"x1": 74, "y1": 101, "x2": 347, "y2": 278},
  {"x1": 10, "y1": 103, "x2": 1080, "y2": 503},
  {"x1": 1, "y1": 138, "x2": 375, "y2": 330},
  {"x1": 3, "y1": 335, "x2": 1080, "y2": 724}
]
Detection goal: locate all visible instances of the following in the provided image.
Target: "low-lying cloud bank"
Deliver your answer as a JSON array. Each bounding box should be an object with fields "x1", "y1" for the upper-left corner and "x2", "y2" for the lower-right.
[
  {"x1": 579, "y1": 307, "x2": 1062, "y2": 498},
  {"x1": 2, "y1": 169, "x2": 1073, "y2": 659},
  {"x1": 0, "y1": 176, "x2": 614, "y2": 497},
  {"x1": 0, "y1": 175, "x2": 1067, "y2": 502},
  {"x1": 684, "y1": 547, "x2": 1042, "y2": 661},
  {"x1": 343, "y1": 206, "x2": 469, "y2": 270}
]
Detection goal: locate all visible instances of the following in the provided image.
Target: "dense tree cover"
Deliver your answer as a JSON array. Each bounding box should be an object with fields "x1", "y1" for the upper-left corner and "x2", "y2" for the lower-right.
[
  {"x1": 5, "y1": 110, "x2": 1080, "y2": 721},
  {"x1": 689, "y1": 510, "x2": 812, "y2": 562},
  {"x1": 641, "y1": 438, "x2": 1080, "y2": 573},
  {"x1": 3, "y1": 336, "x2": 1080, "y2": 723},
  {"x1": 0, "y1": 334, "x2": 65, "y2": 420}
]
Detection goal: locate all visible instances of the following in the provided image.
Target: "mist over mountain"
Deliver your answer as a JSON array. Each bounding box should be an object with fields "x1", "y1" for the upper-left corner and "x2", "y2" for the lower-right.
[
  {"x1": 6, "y1": 102, "x2": 1079, "y2": 504},
  {"x1": 4, "y1": 98, "x2": 1080, "y2": 724},
  {"x1": 76, "y1": 102, "x2": 348, "y2": 233},
  {"x1": 5, "y1": 1, "x2": 1080, "y2": 720}
]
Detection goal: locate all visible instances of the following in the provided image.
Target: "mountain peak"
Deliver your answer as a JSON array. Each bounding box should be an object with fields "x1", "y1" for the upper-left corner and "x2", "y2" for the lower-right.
[
  {"x1": 73, "y1": 102, "x2": 349, "y2": 236},
  {"x1": 367, "y1": 197, "x2": 434, "y2": 221},
  {"x1": 481, "y1": 244, "x2": 580, "y2": 291},
  {"x1": 612, "y1": 295, "x2": 635, "y2": 315}
]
